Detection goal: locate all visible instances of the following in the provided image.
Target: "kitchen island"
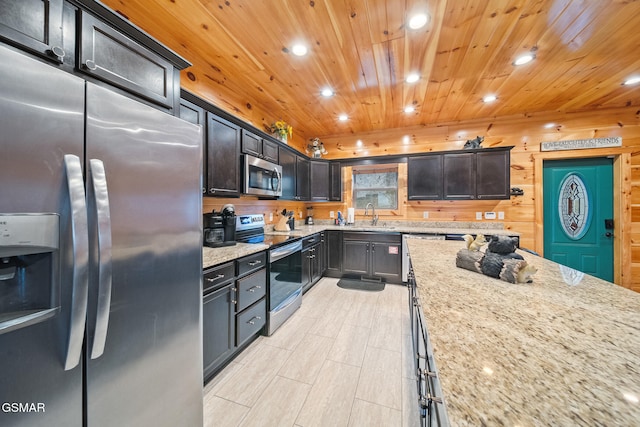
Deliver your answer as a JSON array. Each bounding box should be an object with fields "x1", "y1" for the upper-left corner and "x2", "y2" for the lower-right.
[{"x1": 406, "y1": 239, "x2": 640, "y2": 426}]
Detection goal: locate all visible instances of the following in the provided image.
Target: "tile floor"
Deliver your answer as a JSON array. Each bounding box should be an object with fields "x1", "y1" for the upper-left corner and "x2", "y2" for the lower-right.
[{"x1": 203, "y1": 277, "x2": 421, "y2": 427}]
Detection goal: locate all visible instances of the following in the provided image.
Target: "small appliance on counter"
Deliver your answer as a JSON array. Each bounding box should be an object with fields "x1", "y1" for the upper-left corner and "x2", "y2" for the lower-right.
[
  {"x1": 305, "y1": 206, "x2": 314, "y2": 225},
  {"x1": 203, "y1": 204, "x2": 237, "y2": 247}
]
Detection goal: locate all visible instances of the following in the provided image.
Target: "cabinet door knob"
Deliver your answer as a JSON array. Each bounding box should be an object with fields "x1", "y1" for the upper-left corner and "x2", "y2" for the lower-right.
[
  {"x1": 84, "y1": 60, "x2": 97, "y2": 71},
  {"x1": 48, "y1": 46, "x2": 65, "y2": 62}
]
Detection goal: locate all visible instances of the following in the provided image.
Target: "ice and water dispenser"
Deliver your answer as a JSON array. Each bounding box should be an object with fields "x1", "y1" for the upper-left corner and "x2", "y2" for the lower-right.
[{"x1": 0, "y1": 214, "x2": 60, "y2": 334}]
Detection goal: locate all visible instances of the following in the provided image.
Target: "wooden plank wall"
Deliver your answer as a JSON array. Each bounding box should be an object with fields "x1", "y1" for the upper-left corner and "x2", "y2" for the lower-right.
[{"x1": 204, "y1": 106, "x2": 640, "y2": 291}]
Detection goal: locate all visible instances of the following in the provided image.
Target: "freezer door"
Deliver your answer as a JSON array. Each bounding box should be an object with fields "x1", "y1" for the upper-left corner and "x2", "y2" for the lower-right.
[
  {"x1": 0, "y1": 45, "x2": 85, "y2": 426},
  {"x1": 84, "y1": 83, "x2": 203, "y2": 427}
]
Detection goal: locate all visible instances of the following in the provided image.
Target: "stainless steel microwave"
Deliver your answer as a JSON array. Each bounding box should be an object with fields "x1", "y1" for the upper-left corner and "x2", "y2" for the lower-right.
[{"x1": 244, "y1": 154, "x2": 283, "y2": 197}]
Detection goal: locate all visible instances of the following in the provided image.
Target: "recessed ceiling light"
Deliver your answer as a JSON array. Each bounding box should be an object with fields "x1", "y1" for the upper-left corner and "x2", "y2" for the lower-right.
[
  {"x1": 338, "y1": 114, "x2": 348, "y2": 121},
  {"x1": 544, "y1": 123, "x2": 556, "y2": 129},
  {"x1": 482, "y1": 94, "x2": 497, "y2": 103},
  {"x1": 408, "y1": 13, "x2": 428, "y2": 30},
  {"x1": 321, "y1": 88, "x2": 334, "y2": 97},
  {"x1": 513, "y1": 53, "x2": 535, "y2": 66},
  {"x1": 623, "y1": 76, "x2": 640, "y2": 86},
  {"x1": 356, "y1": 140, "x2": 363, "y2": 147},
  {"x1": 404, "y1": 106, "x2": 415, "y2": 113},
  {"x1": 403, "y1": 135, "x2": 411, "y2": 144},
  {"x1": 406, "y1": 73, "x2": 420, "y2": 83},
  {"x1": 291, "y1": 44, "x2": 308, "y2": 56}
]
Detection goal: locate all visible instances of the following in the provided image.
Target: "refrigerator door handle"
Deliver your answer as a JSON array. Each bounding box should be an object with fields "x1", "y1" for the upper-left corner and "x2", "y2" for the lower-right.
[
  {"x1": 63, "y1": 155, "x2": 89, "y2": 371},
  {"x1": 88, "y1": 159, "x2": 113, "y2": 359}
]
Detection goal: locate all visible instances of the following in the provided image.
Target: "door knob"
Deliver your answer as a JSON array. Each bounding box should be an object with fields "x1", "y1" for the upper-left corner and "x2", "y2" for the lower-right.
[{"x1": 605, "y1": 232, "x2": 613, "y2": 238}]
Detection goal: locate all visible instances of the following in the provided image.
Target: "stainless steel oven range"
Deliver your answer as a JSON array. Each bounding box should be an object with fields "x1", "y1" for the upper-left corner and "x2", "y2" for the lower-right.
[
  {"x1": 267, "y1": 239, "x2": 302, "y2": 335},
  {"x1": 235, "y1": 214, "x2": 303, "y2": 335}
]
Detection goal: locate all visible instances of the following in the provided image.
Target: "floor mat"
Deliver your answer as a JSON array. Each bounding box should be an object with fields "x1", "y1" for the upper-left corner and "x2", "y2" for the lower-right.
[{"x1": 337, "y1": 278, "x2": 385, "y2": 292}]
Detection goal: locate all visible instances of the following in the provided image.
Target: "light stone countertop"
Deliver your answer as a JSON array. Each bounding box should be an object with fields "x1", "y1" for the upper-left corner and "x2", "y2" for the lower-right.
[
  {"x1": 202, "y1": 242, "x2": 268, "y2": 270},
  {"x1": 406, "y1": 238, "x2": 640, "y2": 426},
  {"x1": 202, "y1": 222, "x2": 515, "y2": 269}
]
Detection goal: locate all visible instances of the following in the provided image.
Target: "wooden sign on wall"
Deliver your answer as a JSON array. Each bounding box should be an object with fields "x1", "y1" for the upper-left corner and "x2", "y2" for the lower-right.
[{"x1": 540, "y1": 137, "x2": 622, "y2": 152}]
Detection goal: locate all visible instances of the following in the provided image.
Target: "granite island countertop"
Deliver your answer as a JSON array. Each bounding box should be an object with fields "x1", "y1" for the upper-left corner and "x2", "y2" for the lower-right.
[
  {"x1": 406, "y1": 238, "x2": 640, "y2": 426},
  {"x1": 202, "y1": 222, "x2": 517, "y2": 269}
]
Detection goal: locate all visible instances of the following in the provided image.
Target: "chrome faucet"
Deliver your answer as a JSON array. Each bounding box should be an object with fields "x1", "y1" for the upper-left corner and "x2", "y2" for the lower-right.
[{"x1": 364, "y1": 202, "x2": 379, "y2": 226}]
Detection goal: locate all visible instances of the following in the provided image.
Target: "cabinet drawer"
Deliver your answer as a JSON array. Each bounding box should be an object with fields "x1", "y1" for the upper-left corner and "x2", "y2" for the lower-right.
[
  {"x1": 237, "y1": 251, "x2": 266, "y2": 277},
  {"x1": 303, "y1": 233, "x2": 320, "y2": 249},
  {"x1": 236, "y1": 299, "x2": 266, "y2": 346},
  {"x1": 78, "y1": 11, "x2": 175, "y2": 107},
  {"x1": 203, "y1": 261, "x2": 235, "y2": 293},
  {"x1": 236, "y1": 268, "x2": 266, "y2": 312}
]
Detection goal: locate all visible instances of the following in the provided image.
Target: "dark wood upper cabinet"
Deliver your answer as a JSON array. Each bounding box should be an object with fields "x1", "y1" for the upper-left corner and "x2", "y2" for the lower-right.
[
  {"x1": 329, "y1": 162, "x2": 342, "y2": 201},
  {"x1": 408, "y1": 155, "x2": 443, "y2": 200},
  {"x1": 179, "y1": 98, "x2": 206, "y2": 194},
  {"x1": 0, "y1": 0, "x2": 65, "y2": 62},
  {"x1": 206, "y1": 112, "x2": 241, "y2": 197},
  {"x1": 242, "y1": 130, "x2": 279, "y2": 163},
  {"x1": 296, "y1": 156, "x2": 310, "y2": 201},
  {"x1": 261, "y1": 139, "x2": 279, "y2": 164},
  {"x1": 279, "y1": 147, "x2": 297, "y2": 200},
  {"x1": 476, "y1": 149, "x2": 510, "y2": 199},
  {"x1": 241, "y1": 130, "x2": 261, "y2": 158},
  {"x1": 408, "y1": 147, "x2": 512, "y2": 200},
  {"x1": 310, "y1": 161, "x2": 329, "y2": 201},
  {"x1": 78, "y1": 11, "x2": 175, "y2": 108},
  {"x1": 443, "y1": 152, "x2": 475, "y2": 200}
]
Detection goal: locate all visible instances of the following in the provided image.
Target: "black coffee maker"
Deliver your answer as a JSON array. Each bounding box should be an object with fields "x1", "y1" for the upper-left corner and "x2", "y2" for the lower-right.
[{"x1": 203, "y1": 204, "x2": 236, "y2": 247}]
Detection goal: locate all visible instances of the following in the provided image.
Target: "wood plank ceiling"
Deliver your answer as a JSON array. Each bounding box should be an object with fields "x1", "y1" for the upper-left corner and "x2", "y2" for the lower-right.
[{"x1": 102, "y1": 0, "x2": 640, "y2": 152}]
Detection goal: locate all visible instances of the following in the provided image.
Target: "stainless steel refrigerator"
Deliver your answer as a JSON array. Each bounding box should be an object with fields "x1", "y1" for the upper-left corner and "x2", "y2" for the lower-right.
[{"x1": 0, "y1": 44, "x2": 203, "y2": 426}]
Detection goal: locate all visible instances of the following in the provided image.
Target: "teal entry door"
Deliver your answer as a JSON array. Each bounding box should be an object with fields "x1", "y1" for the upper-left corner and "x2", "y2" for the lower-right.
[{"x1": 543, "y1": 158, "x2": 614, "y2": 282}]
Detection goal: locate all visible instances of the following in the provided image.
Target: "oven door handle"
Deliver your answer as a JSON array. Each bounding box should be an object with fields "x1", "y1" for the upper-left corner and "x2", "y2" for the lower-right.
[{"x1": 269, "y1": 240, "x2": 302, "y2": 262}]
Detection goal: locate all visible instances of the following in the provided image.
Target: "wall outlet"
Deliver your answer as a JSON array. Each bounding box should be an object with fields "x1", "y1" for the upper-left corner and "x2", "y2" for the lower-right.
[
  {"x1": 423, "y1": 211, "x2": 429, "y2": 219},
  {"x1": 484, "y1": 212, "x2": 496, "y2": 220},
  {"x1": 476, "y1": 212, "x2": 483, "y2": 220},
  {"x1": 330, "y1": 211, "x2": 335, "y2": 218},
  {"x1": 498, "y1": 211, "x2": 504, "y2": 220},
  {"x1": 299, "y1": 211, "x2": 303, "y2": 218},
  {"x1": 269, "y1": 213, "x2": 273, "y2": 222}
]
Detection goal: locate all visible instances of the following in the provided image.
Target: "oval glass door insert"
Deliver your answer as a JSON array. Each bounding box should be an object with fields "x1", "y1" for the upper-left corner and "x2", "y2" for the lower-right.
[{"x1": 558, "y1": 173, "x2": 591, "y2": 239}]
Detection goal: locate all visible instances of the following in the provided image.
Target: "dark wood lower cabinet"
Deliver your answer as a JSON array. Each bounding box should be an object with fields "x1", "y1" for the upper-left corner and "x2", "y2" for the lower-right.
[
  {"x1": 302, "y1": 233, "x2": 323, "y2": 292},
  {"x1": 203, "y1": 252, "x2": 266, "y2": 382},
  {"x1": 342, "y1": 232, "x2": 402, "y2": 283},
  {"x1": 342, "y1": 240, "x2": 370, "y2": 276},
  {"x1": 325, "y1": 230, "x2": 343, "y2": 277},
  {"x1": 203, "y1": 283, "x2": 235, "y2": 380}
]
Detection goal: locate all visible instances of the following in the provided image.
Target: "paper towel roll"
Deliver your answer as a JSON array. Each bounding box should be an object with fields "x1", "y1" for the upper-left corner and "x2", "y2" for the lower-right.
[{"x1": 347, "y1": 207, "x2": 355, "y2": 224}]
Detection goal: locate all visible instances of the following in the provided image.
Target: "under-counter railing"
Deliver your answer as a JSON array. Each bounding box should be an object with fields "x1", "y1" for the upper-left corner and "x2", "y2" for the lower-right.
[{"x1": 408, "y1": 264, "x2": 450, "y2": 427}]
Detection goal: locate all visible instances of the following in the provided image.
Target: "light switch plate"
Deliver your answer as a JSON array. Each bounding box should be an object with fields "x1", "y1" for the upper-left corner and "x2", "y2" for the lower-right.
[
  {"x1": 498, "y1": 211, "x2": 504, "y2": 220},
  {"x1": 330, "y1": 211, "x2": 335, "y2": 218},
  {"x1": 484, "y1": 212, "x2": 497, "y2": 220},
  {"x1": 476, "y1": 212, "x2": 483, "y2": 220},
  {"x1": 423, "y1": 211, "x2": 429, "y2": 219},
  {"x1": 269, "y1": 213, "x2": 273, "y2": 221}
]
